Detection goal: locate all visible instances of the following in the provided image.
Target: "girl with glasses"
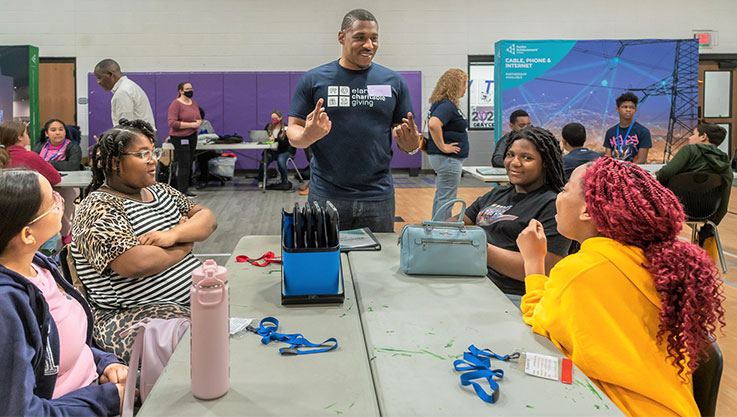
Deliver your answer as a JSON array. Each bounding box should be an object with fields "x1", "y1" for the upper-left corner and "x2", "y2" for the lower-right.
[
  {"x1": 0, "y1": 169, "x2": 128, "y2": 416},
  {"x1": 72, "y1": 119, "x2": 217, "y2": 361}
]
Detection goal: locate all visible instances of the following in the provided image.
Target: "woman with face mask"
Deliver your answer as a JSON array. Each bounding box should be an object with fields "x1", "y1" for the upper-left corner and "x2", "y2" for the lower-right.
[
  {"x1": 167, "y1": 82, "x2": 201, "y2": 197},
  {"x1": 34, "y1": 119, "x2": 83, "y2": 245},
  {"x1": 257, "y1": 110, "x2": 294, "y2": 190}
]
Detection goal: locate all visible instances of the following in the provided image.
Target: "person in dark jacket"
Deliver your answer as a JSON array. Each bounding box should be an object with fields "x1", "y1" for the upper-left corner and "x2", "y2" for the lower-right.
[
  {"x1": 0, "y1": 169, "x2": 126, "y2": 416},
  {"x1": 258, "y1": 109, "x2": 295, "y2": 190},
  {"x1": 656, "y1": 122, "x2": 734, "y2": 259},
  {"x1": 34, "y1": 118, "x2": 84, "y2": 245}
]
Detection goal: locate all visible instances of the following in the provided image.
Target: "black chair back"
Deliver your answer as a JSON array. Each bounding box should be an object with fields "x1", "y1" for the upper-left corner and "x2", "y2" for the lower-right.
[
  {"x1": 667, "y1": 172, "x2": 724, "y2": 221},
  {"x1": 693, "y1": 341, "x2": 723, "y2": 417}
]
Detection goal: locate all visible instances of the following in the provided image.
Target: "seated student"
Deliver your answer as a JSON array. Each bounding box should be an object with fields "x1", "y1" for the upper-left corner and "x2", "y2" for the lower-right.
[
  {"x1": 1, "y1": 120, "x2": 63, "y2": 254},
  {"x1": 458, "y1": 126, "x2": 571, "y2": 305},
  {"x1": 35, "y1": 119, "x2": 84, "y2": 245},
  {"x1": 258, "y1": 110, "x2": 294, "y2": 190},
  {"x1": 656, "y1": 122, "x2": 733, "y2": 259},
  {"x1": 71, "y1": 119, "x2": 217, "y2": 361},
  {"x1": 516, "y1": 157, "x2": 724, "y2": 417},
  {"x1": 0, "y1": 169, "x2": 127, "y2": 416},
  {"x1": 603, "y1": 92, "x2": 651, "y2": 164},
  {"x1": 560, "y1": 122, "x2": 600, "y2": 179},
  {"x1": 491, "y1": 109, "x2": 531, "y2": 167},
  {"x1": 195, "y1": 106, "x2": 220, "y2": 188}
]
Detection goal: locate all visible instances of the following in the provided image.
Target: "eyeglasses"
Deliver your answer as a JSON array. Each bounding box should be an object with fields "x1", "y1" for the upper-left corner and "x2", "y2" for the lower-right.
[
  {"x1": 122, "y1": 148, "x2": 163, "y2": 163},
  {"x1": 28, "y1": 191, "x2": 64, "y2": 225}
]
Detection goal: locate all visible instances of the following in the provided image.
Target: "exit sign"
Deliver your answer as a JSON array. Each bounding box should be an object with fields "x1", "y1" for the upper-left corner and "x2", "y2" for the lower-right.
[{"x1": 693, "y1": 30, "x2": 716, "y2": 49}]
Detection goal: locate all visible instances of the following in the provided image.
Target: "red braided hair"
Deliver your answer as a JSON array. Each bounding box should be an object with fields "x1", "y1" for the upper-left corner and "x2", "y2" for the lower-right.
[{"x1": 582, "y1": 157, "x2": 725, "y2": 375}]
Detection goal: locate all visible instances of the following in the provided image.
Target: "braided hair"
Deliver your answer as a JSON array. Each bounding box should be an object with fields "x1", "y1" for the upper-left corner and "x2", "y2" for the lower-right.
[
  {"x1": 505, "y1": 126, "x2": 566, "y2": 192},
  {"x1": 583, "y1": 157, "x2": 725, "y2": 376},
  {"x1": 89, "y1": 119, "x2": 155, "y2": 192}
]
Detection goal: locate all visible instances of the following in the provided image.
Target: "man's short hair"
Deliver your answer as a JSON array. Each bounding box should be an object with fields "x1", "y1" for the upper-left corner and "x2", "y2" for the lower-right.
[
  {"x1": 94, "y1": 58, "x2": 120, "y2": 73},
  {"x1": 616, "y1": 92, "x2": 639, "y2": 108},
  {"x1": 341, "y1": 9, "x2": 377, "y2": 31},
  {"x1": 561, "y1": 122, "x2": 587, "y2": 147},
  {"x1": 509, "y1": 109, "x2": 529, "y2": 125},
  {"x1": 696, "y1": 122, "x2": 727, "y2": 146}
]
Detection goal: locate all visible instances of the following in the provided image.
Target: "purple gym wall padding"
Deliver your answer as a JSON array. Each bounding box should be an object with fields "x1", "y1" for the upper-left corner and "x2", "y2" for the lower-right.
[{"x1": 88, "y1": 70, "x2": 422, "y2": 170}]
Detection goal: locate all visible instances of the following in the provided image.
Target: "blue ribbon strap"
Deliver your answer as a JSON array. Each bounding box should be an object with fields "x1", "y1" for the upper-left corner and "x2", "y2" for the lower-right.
[
  {"x1": 453, "y1": 345, "x2": 510, "y2": 404},
  {"x1": 248, "y1": 317, "x2": 338, "y2": 355}
]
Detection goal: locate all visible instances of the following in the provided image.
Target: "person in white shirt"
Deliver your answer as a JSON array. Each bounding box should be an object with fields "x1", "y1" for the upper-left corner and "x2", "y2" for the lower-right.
[{"x1": 93, "y1": 59, "x2": 157, "y2": 142}]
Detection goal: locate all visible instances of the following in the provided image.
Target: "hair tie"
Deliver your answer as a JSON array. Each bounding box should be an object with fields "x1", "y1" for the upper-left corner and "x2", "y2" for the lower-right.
[{"x1": 0, "y1": 144, "x2": 5, "y2": 148}]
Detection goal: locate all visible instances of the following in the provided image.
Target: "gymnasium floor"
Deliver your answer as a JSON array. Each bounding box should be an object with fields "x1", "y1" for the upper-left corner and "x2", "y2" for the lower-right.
[{"x1": 191, "y1": 170, "x2": 737, "y2": 416}]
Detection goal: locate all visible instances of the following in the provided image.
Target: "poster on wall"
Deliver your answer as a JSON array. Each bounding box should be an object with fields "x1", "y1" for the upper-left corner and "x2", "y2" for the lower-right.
[
  {"x1": 494, "y1": 39, "x2": 699, "y2": 163},
  {"x1": 468, "y1": 63, "x2": 494, "y2": 129}
]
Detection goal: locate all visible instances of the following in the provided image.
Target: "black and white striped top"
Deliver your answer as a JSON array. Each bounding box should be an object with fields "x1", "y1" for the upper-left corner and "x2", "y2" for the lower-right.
[{"x1": 71, "y1": 183, "x2": 200, "y2": 310}]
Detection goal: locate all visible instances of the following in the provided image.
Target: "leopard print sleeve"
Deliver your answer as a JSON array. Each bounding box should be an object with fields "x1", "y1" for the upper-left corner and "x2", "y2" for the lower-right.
[
  {"x1": 154, "y1": 182, "x2": 195, "y2": 215},
  {"x1": 72, "y1": 192, "x2": 140, "y2": 275}
]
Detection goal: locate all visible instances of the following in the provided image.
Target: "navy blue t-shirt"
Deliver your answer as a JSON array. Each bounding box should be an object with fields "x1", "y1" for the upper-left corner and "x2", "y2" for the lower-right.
[
  {"x1": 603, "y1": 122, "x2": 652, "y2": 162},
  {"x1": 289, "y1": 60, "x2": 415, "y2": 200},
  {"x1": 562, "y1": 148, "x2": 601, "y2": 179},
  {"x1": 425, "y1": 99, "x2": 469, "y2": 159}
]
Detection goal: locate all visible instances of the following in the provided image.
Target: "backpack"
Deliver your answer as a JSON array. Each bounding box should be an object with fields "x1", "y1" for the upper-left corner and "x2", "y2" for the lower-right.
[
  {"x1": 214, "y1": 134, "x2": 243, "y2": 144},
  {"x1": 120, "y1": 317, "x2": 191, "y2": 417}
]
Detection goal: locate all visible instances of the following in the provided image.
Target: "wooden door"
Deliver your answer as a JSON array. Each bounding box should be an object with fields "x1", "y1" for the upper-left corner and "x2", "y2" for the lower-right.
[
  {"x1": 699, "y1": 60, "x2": 737, "y2": 160},
  {"x1": 39, "y1": 61, "x2": 76, "y2": 127}
]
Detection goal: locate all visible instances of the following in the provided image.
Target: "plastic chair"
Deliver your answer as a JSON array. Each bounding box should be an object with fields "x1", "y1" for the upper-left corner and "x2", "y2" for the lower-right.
[
  {"x1": 693, "y1": 340, "x2": 723, "y2": 417},
  {"x1": 667, "y1": 172, "x2": 728, "y2": 273}
]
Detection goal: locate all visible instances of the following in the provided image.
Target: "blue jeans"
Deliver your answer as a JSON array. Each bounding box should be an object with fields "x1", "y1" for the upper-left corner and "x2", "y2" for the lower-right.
[
  {"x1": 309, "y1": 193, "x2": 395, "y2": 233},
  {"x1": 427, "y1": 153, "x2": 464, "y2": 220},
  {"x1": 258, "y1": 150, "x2": 290, "y2": 183}
]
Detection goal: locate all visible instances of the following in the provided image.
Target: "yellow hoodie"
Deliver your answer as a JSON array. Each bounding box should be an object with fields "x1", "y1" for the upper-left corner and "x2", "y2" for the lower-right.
[{"x1": 521, "y1": 237, "x2": 699, "y2": 417}]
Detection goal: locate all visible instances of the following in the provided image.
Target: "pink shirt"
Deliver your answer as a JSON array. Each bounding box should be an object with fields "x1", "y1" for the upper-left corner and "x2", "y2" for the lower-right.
[
  {"x1": 27, "y1": 264, "x2": 98, "y2": 398},
  {"x1": 167, "y1": 98, "x2": 200, "y2": 137}
]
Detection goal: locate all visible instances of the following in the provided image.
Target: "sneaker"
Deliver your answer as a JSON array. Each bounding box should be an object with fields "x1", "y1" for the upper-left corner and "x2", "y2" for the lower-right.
[
  {"x1": 185, "y1": 191, "x2": 197, "y2": 198},
  {"x1": 299, "y1": 184, "x2": 309, "y2": 195}
]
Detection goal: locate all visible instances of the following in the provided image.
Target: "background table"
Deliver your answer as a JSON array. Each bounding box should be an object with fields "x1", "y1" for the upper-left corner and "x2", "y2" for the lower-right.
[
  {"x1": 347, "y1": 234, "x2": 621, "y2": 416},
  {"x1": 139, "y1": 236, "x2": 380, "y2": 416},
  {"x1": 57, "y1": 169, "x2": 93, "y2": 188},
  {"x1": 462, "y1": 166, "x2": 509, "y2": 183},
  {"x1": 162, "y1": 142, "x2": 278, "y2": 191}
]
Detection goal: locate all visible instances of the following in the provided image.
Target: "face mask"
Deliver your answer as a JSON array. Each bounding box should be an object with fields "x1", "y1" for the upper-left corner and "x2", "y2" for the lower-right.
[
  {"x1": 272, "y1": 118, "x2": 280, "y2": 125},
  {"x1": 183, "y1": 91, "x2": 194, "y2": 98}
]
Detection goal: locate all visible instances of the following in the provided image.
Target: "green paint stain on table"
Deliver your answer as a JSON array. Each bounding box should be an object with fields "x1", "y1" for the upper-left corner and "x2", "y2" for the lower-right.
[
  {"x1": 335, "y1": 411, "x2": 343, "y2": 415},
  {"x1": 368, "y1": 307, "x2": 374, "y2": 312},
  {"x1": 339, "y1": 313, "x2": 347, "y2": 318},
  {"x1": 386, "y1": 330, "x2": 395, "y2": 334},
  {"x1": 526, "y1": 405, "x2": 534, "y2": 409},
  {"x1": 370, "y1": 356, "x2": 376, "y2": 361},
  {"x1": 268, "y1": 269, "x2": 280, "y2": 274},
  {"x1": 349, "y1": 402, "x2": 355, "y2": 408},
  {"x1": 347, "y1": 304, "x2": 353, "y2": 311},
  {"x1": 594, "y1": 405, "x2": 600, "y2": 410},
  {"x1": 325, "y1": 403, "x2": 336, "y2": 409},
  {"x1": 585, "y1": 380, "x2": 603, "y2": 401},
  {"x1": 382, "y1": 305, "x2": 389, "y2": 308},
  {"x1": 392, "y1": 353, "x2": 412, "y2": 357},
  {"x1": 421, "y1": 349, "x2": 446, "y2": 360},
  {"x1": 447, "y1": 354, "x2": 462, "y2": 359},
  {"x1": 444, "y1": 337, "x2": 455, "y2": 348},
  {"x1": 425, "y1": 332, "x2": 435, "y2": 335}
]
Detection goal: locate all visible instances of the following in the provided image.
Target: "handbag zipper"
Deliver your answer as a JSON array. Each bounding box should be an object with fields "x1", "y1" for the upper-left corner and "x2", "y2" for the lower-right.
[{"x1": 421, "y1": 239, "x2": 475, "y2": 250}]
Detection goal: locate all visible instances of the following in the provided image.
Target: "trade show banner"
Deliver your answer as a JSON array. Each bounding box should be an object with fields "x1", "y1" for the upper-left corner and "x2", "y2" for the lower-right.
[{"x1": 494, "y1": 39, "x2": 699, "y2": 162}]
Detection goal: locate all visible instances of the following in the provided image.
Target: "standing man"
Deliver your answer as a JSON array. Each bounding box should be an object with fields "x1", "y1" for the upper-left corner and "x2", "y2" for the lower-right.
[
  {"x1": 491, "y1": 109, "x2": 531, "y2": 167},
  {"x1": 93, "y1": 59, "x2": 158, "y2": 143},
  {"x1": 603, "y1": 92, "x2": 651, "y2": 164},
  {"x1": 287, "y1": 9, "x2": 420, "y2": 232}
]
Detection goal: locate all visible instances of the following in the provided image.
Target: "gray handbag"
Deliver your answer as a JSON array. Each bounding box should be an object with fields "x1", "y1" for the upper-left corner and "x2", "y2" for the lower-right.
[{"x1": 399, "y1": 199, "x2": 488, "y2": 276}]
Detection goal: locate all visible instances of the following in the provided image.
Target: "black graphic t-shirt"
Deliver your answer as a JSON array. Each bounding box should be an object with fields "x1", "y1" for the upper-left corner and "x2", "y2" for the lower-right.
[
  {"x1": 290, "y1": 60, "x2": 414, "y2": 200},
  {"x1": 465, "y1": 184, "x2": 571, "y2": 295},
  {"x1": 603, "y1": 122, "x2": 652, "y2": 162}
]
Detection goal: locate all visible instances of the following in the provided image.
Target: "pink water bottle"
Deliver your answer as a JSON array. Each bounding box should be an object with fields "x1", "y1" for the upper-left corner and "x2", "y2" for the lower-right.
[{"x1": 190, "y1": 260, "x2": 229, "y2": 399}]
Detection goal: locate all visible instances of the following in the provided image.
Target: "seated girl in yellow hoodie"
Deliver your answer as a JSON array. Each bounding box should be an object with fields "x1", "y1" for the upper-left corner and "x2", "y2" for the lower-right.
[{"x1": 516, "y1": 157, "x2": 724, "y2": 417}]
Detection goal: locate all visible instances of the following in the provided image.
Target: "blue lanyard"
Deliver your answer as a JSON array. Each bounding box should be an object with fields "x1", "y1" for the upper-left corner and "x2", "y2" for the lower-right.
[
  {"x1": 453, "y1": 345, "x2": 517, "y2": 403},
  {"x1": 615, "y1": 123, "x2": 634, "y2": 158},
  {"x1": 247, "y1": 317, "x2": 338, "y2": 355}
]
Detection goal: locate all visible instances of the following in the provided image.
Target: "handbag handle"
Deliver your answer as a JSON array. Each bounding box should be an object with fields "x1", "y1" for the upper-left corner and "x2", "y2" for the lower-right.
[{"x1": 428, "y1": 198, "x2": 467, "y2": 222}]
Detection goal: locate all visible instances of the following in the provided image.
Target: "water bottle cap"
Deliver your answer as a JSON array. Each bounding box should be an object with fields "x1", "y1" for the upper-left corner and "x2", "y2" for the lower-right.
[{"x1": 192, "y1": 259, "x2": 228, "y2": 286}]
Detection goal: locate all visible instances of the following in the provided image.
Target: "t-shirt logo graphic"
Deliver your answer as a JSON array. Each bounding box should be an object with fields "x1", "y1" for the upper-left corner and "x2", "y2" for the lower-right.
[
  {"x1": 327, "y1": 86, "x2": 350, "y2": 107},
  {"x1": 477, "y1": 203, "x2": 517, "y2": 226},
  {"x1": 608, "y1": 133, "x2": 640, "y2": 161}
]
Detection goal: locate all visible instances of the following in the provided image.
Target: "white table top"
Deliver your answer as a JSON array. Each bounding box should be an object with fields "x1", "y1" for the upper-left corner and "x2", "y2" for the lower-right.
[
  {"x1": 139, "y1": 236, "x2": 379, "y2": 417},
  {"x1": 347, "y1": 234, "x2": 621, "y2": 416},
  {"x1": 162, "y1": 141, "x2": 278, "y2": 151},
  {"x1": 462, "y1": 166, "x2": 509, "y2": 183},
  {"x1": 56, "y1": 170, "x2": 93, "y2": 188}
]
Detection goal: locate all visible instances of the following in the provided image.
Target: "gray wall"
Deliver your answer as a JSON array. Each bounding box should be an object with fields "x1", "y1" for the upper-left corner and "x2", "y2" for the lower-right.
[{"x1": 1, "y1": 0, "x2": 735, "y2": 166}]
